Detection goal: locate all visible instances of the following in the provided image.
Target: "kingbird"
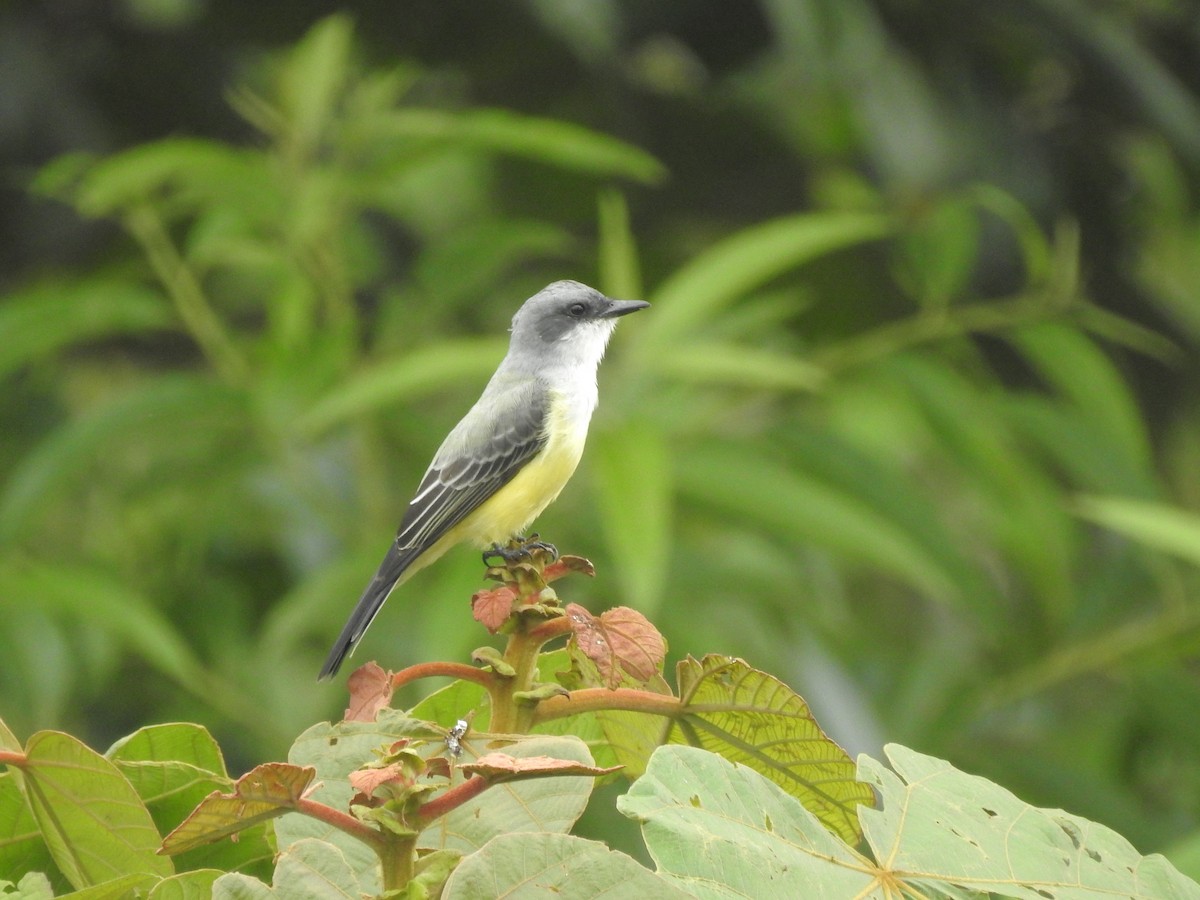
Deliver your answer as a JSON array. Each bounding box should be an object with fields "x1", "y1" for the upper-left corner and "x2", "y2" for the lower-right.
[{"x1": 319, "y1": 281, "x2": 648, "y2": 679}]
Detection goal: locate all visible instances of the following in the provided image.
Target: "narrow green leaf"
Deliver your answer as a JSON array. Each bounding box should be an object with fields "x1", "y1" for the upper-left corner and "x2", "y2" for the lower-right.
[
  {"x1": 278, "y1": 15, "x2": 355, "y2": 156},
  {"x1": 0, "y1": 563, "x2": 210, "y2": 690},
  {"x1": 48, "y1": 873, "x2": 159, "y2": 898},
  {"x1": 0, "y1": 375, "x2": 244, "y2": 543},
  {"x1": 589, "y1": 423, "x2": 673, "y2": 617},
  {"x1": 0, "y1": 280, "x2": 172, "y2": 380},
  {"x1": 676, "y1": 441, "x2": 959, "y2": 603},
  {"x1": 367, "y1": 108, "x2": 667, "y2": 184},
  {"x1": 1076, "y1": 495, "x2": 1200, "y2": 568},
  {"x1": 636, "y1": 211, "x2": 892, "y2": 346},
  {"x1": 1012, "y1": 323, "x2": 1153, "y2": 473},
  {"x1": 597, "y1": 189, "x2": 643, "y2": 300},
  {"x1": 296, "y1": 337, "x2": 506, "y2": 435},
  {"x1": 617, "y1": 745, "x2": 876, "y2": 896},
  {"x1": 648, "y1": 342, "x2": 826, "y2": 391},
  {"x1": 18, "y1": 731, "x2": 173, "y2": 888},
  {"x1": 443, "y1": 833, "x2": 689, "y2": 900}
]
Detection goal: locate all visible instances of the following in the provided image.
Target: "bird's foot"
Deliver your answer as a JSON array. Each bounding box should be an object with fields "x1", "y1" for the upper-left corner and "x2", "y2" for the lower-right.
[{"x1": 481, "y1": 534, "x2": 560, "y2": 566}]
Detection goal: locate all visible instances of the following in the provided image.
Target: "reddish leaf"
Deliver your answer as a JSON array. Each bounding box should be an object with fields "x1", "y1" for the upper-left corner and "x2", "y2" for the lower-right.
[
  {"x1": 566, "y1": 604, "x2": 666, "y2": 689},
  {"x1": 344, "y1": 661, "x2": 394, "y2": 722},
  {"x1": 161, "y1": 763, "x2": 315, "y2": 854},
  {"x1": 461, "y1": 753, "x2": 621, "y2": 781},
  {"x1": 349, "y1": 762, "x2": 411, "y2": 800},
  {"x1": 472, "y1": 585, "x2": 517, "y2": 633},
  {"x1": 543, "y1": 555, "x2": 595, "y2": 582}
]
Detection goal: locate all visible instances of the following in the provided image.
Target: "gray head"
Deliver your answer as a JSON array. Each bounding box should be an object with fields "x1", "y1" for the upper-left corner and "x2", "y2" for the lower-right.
[{"x1": 508, "y1": 280, "x2": 648, "y2": 366}]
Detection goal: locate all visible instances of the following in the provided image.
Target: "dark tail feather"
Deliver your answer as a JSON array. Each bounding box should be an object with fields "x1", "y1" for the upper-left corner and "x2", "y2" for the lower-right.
[{"x1": 318, "y1": 543, "x2": 420, "y2": 680}]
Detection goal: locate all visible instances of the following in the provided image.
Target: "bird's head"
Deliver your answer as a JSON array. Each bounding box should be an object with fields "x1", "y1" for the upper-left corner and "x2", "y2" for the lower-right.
[{"x1": 509, "y1": 281, "x2": 648, "y2": 364}]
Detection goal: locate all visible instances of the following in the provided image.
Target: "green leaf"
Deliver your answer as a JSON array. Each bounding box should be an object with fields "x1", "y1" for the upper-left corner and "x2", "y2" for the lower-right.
[
  {"x1": 51, "y1": 873, "x2": 159, "y2": 899},
  {"x1": 589, "y1": 423, "x2": 673, "y2": 617},
  {"x1": 0, "y1": 773, "x2": 61, "y2": 893},
  {"x1": 108, "y1": 725, "x2": 275, "y2": 879},
  {"x1": 648, "y1": 341, "x2": 826, "y2": 391},
  {"x1": 107, "y1": 724, "x2": 227, "y2": 776},
  {"x1": 1012, "y1": 323, "x2": 1153, "y2": 474},
  {"x1": 635, "y1": 211, "x2": 892, "y2": 346},
  {"x1": 0, "y1": 563, "x2": 211, "y2": 690},
  {"x1": 597, "y1": 189, "x2": 643, "y2": 300},
  {"x1": 676, "y1": 441, "x2": 959, "y2": 603},
  {"x1": 669, "y1": 655, "x2": 872, "y2": 844},
  {"x1": 1076, "y1": 495, "x2": 1200, "y2": 568},
  {"x1": 296, "y1": 338, "x2": 506, "y2": 436},
  {"x1": 0, "y1": 375, "x2": 244, "y2": 543},
  {"x1": 211, "y1": 839, "x2": 366, "y2": 900},
  {"x1": 859, "y1": 743, "x2": 1200, "y2": 898},
  {"x1": 15, "y1": 731, "x2": 173, "y2": 888},
  {"x1": 0, "y1": 280, "x2": 172, "y2": 379},
  {"x1": 419, "y1": 734, "x2": 598, "y2": 854},
  {"x1": 442, "y1": 833, "x2": 689, "y2": 900},
  {"x1": 365, "y1": 108, "x2": 666, "y2": 184},
  {"x1": 278, "y1": 15, "x2": 355, "y2": 157},
  {"x1": 618, "y1": 745, "x2": 877, "y2": 896},
  {"x1": 147, "y1": 870, "x2": 224, "y2": 900}
]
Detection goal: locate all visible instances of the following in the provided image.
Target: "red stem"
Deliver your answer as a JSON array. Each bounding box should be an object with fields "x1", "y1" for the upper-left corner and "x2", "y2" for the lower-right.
[
  {"x1": 415, "y1": 775, "x2": 490, "y2": 824},
  {"x1": 0, "y1": 750, "x2": 26, "y2": 767},
  {"x1": 294, "y1": 797, "x2": 389, "y2": 851},
  {"x1": 531, "y1": 687, "x2": 683, "y2": 725},
  {"x1": 391, "y1": 661, "x2": 495, "y2": 691}
]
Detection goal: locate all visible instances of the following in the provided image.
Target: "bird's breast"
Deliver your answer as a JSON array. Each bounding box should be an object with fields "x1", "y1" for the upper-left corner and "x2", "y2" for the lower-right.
[{"x1": 467, "y1": 390, "x2": 589, "y2": 546}]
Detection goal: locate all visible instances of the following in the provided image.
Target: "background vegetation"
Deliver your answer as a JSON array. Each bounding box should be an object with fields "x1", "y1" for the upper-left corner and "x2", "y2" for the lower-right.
[{"x1": 2, "y1": 0, "x2": 1199, "y2": 878}]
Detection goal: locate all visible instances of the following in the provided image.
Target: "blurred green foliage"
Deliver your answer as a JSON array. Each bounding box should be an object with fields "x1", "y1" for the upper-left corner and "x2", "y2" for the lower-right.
[{"x1": 2, "y1": 1, "x2": 1200, "y2": 879}]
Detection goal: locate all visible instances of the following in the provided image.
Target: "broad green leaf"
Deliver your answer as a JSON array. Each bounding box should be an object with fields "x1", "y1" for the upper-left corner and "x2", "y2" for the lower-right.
[
  {"x1": 419, "y1": 734, "x2": 597, "y2": 854},
  {"x1": 108, "y1": 725, "x2": 274, "y2": 879},
  {"x1": 589, "y1": 423, "x2": 673, "y2": 617},
  {"x1": 160, "y1": 764, "x2": 315, "y2": 856},
  {"x1": 0, "y1": 871, "x2": 54, "y2": 899},
  {"x1": 16, "y1": 731, "x2": 172, "y2": 888},
  {"x1": 296, "y1": 337, "x2": 506, "y2": 436},
  {"x1": 636, "y1": 211, "x2": 892, "y2": 346},
  {"x1": 618, "y1": 745, "x2": 878, "y2": 897},
  {"x1": 676, "y1": 441, "x2": 958, "y2": 603},
  {"x1": 0, "y1": 280, "x2": 172, "y2": 379},
  {"x1": 51, "y1": 873, "x2": 158, "y2": 898},
  {"x1": 1076, "y1": 495, "x2": 1200, "y2": 568},
  {"x1": 365, "y1": 108, "x2": 666, "y2": 184},
  {"x1": 859, "y1": 743, "x2": 1200, "y2": 898},
  {"x1": 147, "y1": 870, "x2": 223, "y2": 900},
  {"x1": 107, "y1": 724, "x2": 226, "y2": 775},
  {"x1": 211, "y1": 839, "x2": 365, "y2": 900},
  {"x1": 0, "y1": 773, "x2": 61, "y2": 892},
  {"x1": 443, "y1": 833, "x2": 689, "y2": 900},
  {"x1": 668, "y1": 655, "x2": 871, "y2": 844},
  {"x1": 279, "y1": 715, "x2": 438, "y2": 895}
]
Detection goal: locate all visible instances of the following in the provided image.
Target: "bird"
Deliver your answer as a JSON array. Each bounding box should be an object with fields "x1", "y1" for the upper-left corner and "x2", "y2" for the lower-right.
[{"x1": 319, "y1": 280, "x2": 649, "y2": 680}]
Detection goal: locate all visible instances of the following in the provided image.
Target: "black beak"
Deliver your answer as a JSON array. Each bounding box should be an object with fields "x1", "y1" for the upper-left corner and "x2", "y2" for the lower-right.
[{"x1": 600, "y1": 299, "x2": 650, "y2": 318}]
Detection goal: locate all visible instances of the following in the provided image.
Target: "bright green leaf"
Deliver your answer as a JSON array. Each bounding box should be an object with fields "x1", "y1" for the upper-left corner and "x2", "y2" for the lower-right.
[
  {"x1": 1076, "y1": 495, "x2": 1200, "y2": 568},
  {"x1": 16, "y1": 732, "x2": 172, "y2": 888},
  {"x1": 443, "y1": 833, "x2": 688, "y2": 900}
]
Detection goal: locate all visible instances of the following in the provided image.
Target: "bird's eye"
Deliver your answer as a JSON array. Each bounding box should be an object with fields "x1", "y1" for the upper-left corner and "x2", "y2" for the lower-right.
[{"x1": 567, "y1": 302, "x2": 588, "y2": 317}]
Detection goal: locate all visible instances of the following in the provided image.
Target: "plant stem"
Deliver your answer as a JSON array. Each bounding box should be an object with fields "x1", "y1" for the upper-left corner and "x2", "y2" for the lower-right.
[
  {"x1": 531, "y1": 687, "x2": 683, "y2": 725},
  {"x1": 124, "y1": 204, "x2": 249, "y2": 386},
  {"x1": 392, "y1": 661, "x2": 496, "y2": 692}
]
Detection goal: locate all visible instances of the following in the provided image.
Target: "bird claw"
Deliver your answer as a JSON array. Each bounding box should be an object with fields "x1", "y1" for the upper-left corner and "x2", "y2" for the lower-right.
[{"x1": 482, "y1": 534, "x2": 560, "y2": 566}]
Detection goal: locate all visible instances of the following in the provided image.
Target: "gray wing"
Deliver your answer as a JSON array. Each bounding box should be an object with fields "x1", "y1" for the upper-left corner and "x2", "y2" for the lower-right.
[{"x1": 319, "y1": 385, "x2": 550, "y2": 680}]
